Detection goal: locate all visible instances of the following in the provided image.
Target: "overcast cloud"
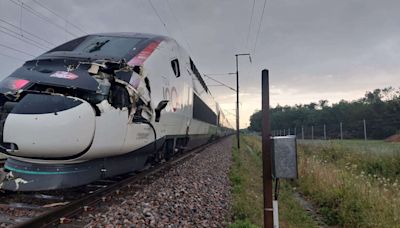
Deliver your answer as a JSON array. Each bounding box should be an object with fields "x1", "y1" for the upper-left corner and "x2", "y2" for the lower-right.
[{"x1": 0, "y1": 0, "x2": 399, "y2": 128}]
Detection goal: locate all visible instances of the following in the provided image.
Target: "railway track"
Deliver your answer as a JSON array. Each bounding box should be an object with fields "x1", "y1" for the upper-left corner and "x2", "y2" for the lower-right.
[{"x1": 0, "y1": 138, "x2": 223, "y2": 228}]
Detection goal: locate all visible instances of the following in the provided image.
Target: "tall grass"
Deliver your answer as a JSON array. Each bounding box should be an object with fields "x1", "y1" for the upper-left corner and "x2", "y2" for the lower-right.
[
  {"x1": 297, "y1": 140, "x2": 400, "y2": 227},
  {"x1": 300, "y1": 140, "x2": 400, "y2": 180},
  {"x1": 230, "y1": 136, "x2": 317, "y2": 228},
  {"x1": 230, "y1": 137, "x2": 263, "y2": 227}
]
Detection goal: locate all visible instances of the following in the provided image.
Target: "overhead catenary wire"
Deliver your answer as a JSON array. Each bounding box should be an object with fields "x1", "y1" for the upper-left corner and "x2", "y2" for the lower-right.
[
  {"x1": 203, "y1": 73, "x2": 235, "y2": 77},
  {"x1": 0, "y1": 43, "x2": 36, "y2": 57},
  {"x1": 0, "y1": 25, "x2": 49, "y2": 50},
  {"x1": 0, "y1": 18, "x2": 57, "y2": 46},
  {"x1": 8, "y1": 0, "x2": 79, "y2": 37},
  {"x1": 252, "y1": 0, "x2": 267, "y2": 57},
  {"x1": 31, "y1": 0, "x2": 87, "y2": 35},
  {"x1": 203, "y1": 74, "x2": 236, "y2": 92},
  {"x1": 245, "y1": 0, "x2": 256, "y2": 50},
  {"x1": 165, "y1": 0, "x2": 194, "y2": 55},
  {"x1": 0, "y1": 52, "x2": 26, "y2": 62},
  {"x1": 148, "y1": 0, "x2": 172, "y2": 36}
]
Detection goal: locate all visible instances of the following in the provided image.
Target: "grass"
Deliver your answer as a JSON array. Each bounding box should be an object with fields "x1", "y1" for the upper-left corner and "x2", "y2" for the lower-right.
[
  {"x1": 297, "y1": 140, "x2": 400, "y2": 227},
  {"x1": 229, "y1": 137, "x2": 263, "y2": 227},
  {"x1": 299, "y1": 139, "x2": 400, "y2": 180},
  {"x1": 229, "y1": 136, "x2": 318, "y2": 228}
]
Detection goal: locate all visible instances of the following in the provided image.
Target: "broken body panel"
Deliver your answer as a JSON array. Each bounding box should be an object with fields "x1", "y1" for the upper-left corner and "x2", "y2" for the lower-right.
[{"x1": 0, "y1": 33, "x2": 233, "y2": 191}]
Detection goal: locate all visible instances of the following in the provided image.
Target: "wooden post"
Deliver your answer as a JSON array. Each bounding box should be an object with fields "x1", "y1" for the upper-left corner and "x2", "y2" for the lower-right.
[{"x1": 262, "y1": 69, "x2": 273, "y2": 228}]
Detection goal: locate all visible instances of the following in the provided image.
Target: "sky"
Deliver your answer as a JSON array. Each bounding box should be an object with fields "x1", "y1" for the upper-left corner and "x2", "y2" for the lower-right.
[{"x1": 0, "y1": 0, "x2": 399, "y2": 128}]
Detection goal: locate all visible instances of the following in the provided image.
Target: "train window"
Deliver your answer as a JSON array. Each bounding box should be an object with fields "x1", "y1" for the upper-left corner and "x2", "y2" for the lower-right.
[
  {"x1": 47, "y1": 36, "x2": 89, "y2": 52},
  {"x1": 11, "y1": 94, "x2": 83, "y2": 114},
  {"x1": 171, "y1": 59, "x2": 180, "y2": 77},
  {"x1": 193, "y1": 93, "x2": 217, "y2": 125},
  {"x1": 46, "y1": 35, "x2": 144, "y2": 59},
  {"x1": 189, "y1": 58, "x2": 208, "y2": 92}
]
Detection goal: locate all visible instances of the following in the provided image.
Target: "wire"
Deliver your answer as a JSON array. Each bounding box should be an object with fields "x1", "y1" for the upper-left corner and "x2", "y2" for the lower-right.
[
  {"x1": 165, "y1": 0, "x2": 193, "y2": 53},
  {"x1": 19, "y1": 0, "x2": 23, "y2": 36},
  {"x1": 0, "y1": 26, "x2": 49, "y2": 50},
  {"x1": 0, "y1": 43, "x2": 35, "y2": 57},
  {"x1": 245, "y1": 0, "x2": 256, "y2": 50},
  {"x1": 148, "y1": 0, "x2": 171, "y2": 35},
  {"x1": 222, "y1": 108, "x2": 236, "y2": 116},
  {"x1": 0, "y1": 18, "x2": 56, "y2": 46},
  {"x1": 203, "y1": 73, "x2": 235, "y2": 76},
  {"x1": 8, "y1": 0, "x2": 79, "y2": 37},
  {"x1": 0, "y1": 52, "x2": 26, "y2": 62},
  {"x1": 203, "y1": 74, "x2": 236, "y2": 92},
  {"x1": 31, "y1": 0, "x2": 87, "y2": 34},
  {"x1": 252, "y1": 0, "x2": 267, "y2": 57}
]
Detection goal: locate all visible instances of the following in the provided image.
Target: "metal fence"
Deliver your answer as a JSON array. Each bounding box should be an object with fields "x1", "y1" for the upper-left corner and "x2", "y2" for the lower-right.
[{"x1": 272, "y1": 119, "x2": 399, "y2": 140}]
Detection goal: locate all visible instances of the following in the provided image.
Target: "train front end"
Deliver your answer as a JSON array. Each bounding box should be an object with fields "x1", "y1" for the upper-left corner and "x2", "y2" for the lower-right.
[{"x1": 0, "y1": 33, "x2": 162, "y2": 191}]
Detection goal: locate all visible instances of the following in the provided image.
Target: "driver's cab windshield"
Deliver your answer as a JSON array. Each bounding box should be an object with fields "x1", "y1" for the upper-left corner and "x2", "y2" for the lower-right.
[{"x1": 46, "y1": 35, "x2": 144, "y2": 59}]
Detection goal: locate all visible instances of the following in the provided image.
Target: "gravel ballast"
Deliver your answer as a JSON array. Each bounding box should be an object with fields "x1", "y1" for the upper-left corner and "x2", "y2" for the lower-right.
[{"x1": 81, "y1": 137, "x2": 233, "y2": 227}]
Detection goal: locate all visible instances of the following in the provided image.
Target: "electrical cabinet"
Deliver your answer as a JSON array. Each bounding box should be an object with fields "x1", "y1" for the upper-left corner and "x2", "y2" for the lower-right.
[{"x1": 272, "y1": 136, "x2": 298, "y2": 179}]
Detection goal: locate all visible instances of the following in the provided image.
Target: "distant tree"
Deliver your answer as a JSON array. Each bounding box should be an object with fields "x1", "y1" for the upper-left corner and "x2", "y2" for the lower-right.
[
  {"x1": 247, "y1": 87, "x2": 400, "y2": 139},
  {"x1": 248, "y1": 111, "x2": 262, "y2": 132},
  {"x1": 305, "y1": 102, "x2": 317, "y2": 110},
  {"x1": 318, "y1": 99, "x2": 329, "y2": 109}
]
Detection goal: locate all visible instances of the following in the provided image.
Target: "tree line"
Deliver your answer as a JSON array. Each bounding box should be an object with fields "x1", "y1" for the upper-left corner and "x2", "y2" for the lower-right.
[{"x1": 248, "y1": 87, "x2": 400, "y2": 139}]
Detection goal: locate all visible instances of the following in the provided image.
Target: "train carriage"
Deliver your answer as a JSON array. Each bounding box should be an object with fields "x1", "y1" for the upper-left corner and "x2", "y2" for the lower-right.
[{"x1": 0, "y1": 33, "x2": 233, "y2": 191}]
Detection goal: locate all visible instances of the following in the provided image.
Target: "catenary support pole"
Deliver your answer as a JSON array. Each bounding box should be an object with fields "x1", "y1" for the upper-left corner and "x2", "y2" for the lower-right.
[
  {"x1": 288, "y1": 128, "x2": 291, "y2": 135},
  {"x1": 311, "y1": 126, "x2": 314, "y2": 140},
  {"x1": 236, "y1": 55, "x2": 240, "y2": 149},
  {"x1": 262, "y1": 69, "x2": 273, "y2": 228},
  {"x1": 301, "y1": 126, "x2": 304, "y2": 140},
  {"x1": 340, "y1": 122, "x2": 343, "y2": 140},
  {"x1": 294, "y1": 127, "x2": 297, "y2": 136},
  {"x1": 363, "y1": 119, "x2": 367, "y2": 141},
  {"x1": 235, "y1": 53, "x2": 251, "y2": 149}
]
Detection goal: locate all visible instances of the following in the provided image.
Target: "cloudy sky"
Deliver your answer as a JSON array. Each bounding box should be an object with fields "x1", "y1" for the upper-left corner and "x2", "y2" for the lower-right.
[{"x1": 0, "y1": 0, "x2": 399, "y2": 128}]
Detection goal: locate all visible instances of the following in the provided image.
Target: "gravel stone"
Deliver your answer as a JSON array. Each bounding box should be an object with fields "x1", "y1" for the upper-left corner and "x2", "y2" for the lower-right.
[{"x1": 80, "y1": 137, "x2": 233, "y2": 227}]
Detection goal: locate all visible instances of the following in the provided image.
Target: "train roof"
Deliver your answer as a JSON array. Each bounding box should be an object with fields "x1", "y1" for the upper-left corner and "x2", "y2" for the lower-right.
[
  {"x1": 89, "y1": 32, "x2": 167, "y2": 40},
  {"x1": 4, "y1": 33, "x2": 171, "y2": 92}
]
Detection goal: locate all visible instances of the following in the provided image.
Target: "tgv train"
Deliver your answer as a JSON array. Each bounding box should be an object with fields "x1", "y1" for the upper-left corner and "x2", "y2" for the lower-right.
[{"x1": 0, "y1": 33, "x2": 233, "y2": 191}]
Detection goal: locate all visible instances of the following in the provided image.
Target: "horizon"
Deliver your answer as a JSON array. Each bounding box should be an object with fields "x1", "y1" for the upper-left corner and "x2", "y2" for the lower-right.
[{"x1": 1, "y1": 0, "x2": 400, "y2": 128}]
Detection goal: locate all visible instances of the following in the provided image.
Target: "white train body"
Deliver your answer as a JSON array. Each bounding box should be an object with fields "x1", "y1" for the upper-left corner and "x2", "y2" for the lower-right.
[{"x1": 0, "y1": 33, "x2": 233, "y2": 191}]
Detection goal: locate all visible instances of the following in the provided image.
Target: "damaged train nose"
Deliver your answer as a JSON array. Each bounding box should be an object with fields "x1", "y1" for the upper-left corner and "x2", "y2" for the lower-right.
[{"x1": 1, "y1": 93, "x2": 96, "y2": 159}]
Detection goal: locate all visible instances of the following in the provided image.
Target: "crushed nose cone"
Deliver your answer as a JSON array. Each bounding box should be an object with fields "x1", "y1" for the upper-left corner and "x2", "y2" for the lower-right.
[{"x1": 2, "y1": 94, "x2": 96, "y2": 159}]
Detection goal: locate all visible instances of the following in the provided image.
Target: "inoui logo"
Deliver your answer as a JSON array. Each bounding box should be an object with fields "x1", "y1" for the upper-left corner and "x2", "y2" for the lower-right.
[{"x1": 163, "y1": 86, "x2": 179, "y2": 112}]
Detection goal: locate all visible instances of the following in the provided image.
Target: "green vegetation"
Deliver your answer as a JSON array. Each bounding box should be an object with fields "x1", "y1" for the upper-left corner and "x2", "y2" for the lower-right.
[
  {"x1": 296, "y1": 140, "x2": 400, "y2": 227},
  {"x1": 300, "y1": 139, "x2": 400, "y2": 180},
  {"x1": 230, "y1": 136, "x2": 318, "y2": 228},
  {"x1": 248, "y1": 87, "x2": 400, "y2": 139},
  {"x1": 230, "y1": 137, "x2": 262, "y2": 227}
]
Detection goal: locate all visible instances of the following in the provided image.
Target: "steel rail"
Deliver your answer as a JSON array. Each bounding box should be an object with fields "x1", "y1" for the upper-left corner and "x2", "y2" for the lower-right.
[{"x1": 14, "y1": 137, "x2": 227, "y2": 228}]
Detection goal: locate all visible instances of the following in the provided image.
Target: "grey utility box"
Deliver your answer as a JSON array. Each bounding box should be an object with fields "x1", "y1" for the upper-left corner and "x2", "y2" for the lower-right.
[{"x1": 272, "y1": 136, "x2": 298, "y2": 179}]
